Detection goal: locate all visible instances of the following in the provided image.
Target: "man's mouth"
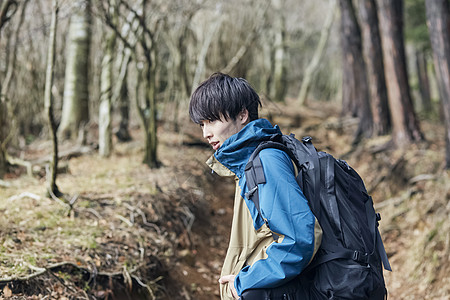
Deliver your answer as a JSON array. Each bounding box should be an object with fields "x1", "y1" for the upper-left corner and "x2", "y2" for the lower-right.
[{"x1": 210, "y1": 141, "x2": 220, "y2": 150}]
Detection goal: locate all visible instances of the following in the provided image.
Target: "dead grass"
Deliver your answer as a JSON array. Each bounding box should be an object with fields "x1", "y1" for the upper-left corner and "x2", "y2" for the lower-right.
[{"x1": 0, "y1": 126, "x2": 216, "y2": 299}]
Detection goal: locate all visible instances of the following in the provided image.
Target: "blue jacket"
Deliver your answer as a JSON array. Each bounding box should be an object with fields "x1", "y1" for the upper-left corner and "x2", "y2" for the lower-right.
[{"x1": 209, "y1": 119, "x2": 319, "y2": 297}]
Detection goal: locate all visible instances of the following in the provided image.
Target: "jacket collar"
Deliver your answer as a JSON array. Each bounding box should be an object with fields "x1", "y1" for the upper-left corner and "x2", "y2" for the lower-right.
[{"x1": 206, "y1": 119, "x2": 281, "y2": 177}]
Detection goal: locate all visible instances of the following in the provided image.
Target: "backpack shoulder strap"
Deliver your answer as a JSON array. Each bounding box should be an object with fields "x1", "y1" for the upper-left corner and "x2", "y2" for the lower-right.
[
  {"x1": 244, "y1": 153, "x2": 265, "y2": 215},
  {"x1": 244, "y1": 140, "x2": 291, "y2": 212},
  {"x1": 244, "y1": 140, "x2": 294, "y2": 239},
  {"x1": 244, "y1": 136, "x2": 319, "y2": 217}
]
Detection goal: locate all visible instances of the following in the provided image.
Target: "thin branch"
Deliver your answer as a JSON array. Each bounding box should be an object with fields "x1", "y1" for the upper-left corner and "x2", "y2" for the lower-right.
[
  {"x1": 2, "y1": 0, "x2": 29, "y2": 96},
  {"x1": 7, "y1": 192, "x2": 41, "y2": 202},
  {"x1": 120, "y1": 1, "x2": 154, "y2": 41},
  {"x1": 0, "y1": 261, "x2": 143, "y2": 283},
  {"x1": 116, "y1": 214, "x2": 133, "y2": 227},
  {"x1": 5, "y1": 153, "x2": 32, "y2": 176},
  {"x1": 98, "y1": 2, "x2": 135, "y2": 51},
  {"x1": 0, "y1": 0, "x2": 18, "y2": 31}
]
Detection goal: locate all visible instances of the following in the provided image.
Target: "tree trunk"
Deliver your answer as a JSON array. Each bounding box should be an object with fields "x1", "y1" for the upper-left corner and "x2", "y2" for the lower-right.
[
  {"x1": 1, "y1": 0, "x2": 28, "y2": 97},
  {"x1": 297, "y1": 0, "x2": 336, "y2": 106},
  {"x1": 137, "y1": 0, "x2": 159, "y2": 168},
  {"x1": 0, "y1": 0, "x2": 19, "y2": 178},
  {"x1": 144, "y1": 62, "x2": 158, "y2": 168},
  {"x1": 115, "y1": 73, "x2": 131, "y2": 142},
  {"x1": 58, "y1": 0, "x2": 91, "y2": 141},
  {"x1": 339, "y1": 0, "x2": 373, "y2": 142},
  {"x1": 161, "y1": 10, "x2": 193, "y2": 132},
  {"x1": 377, "y1": 0, "x2": 423, "y2": 146},
  {"x1": 425, "y1": 0, "x2": 450, "y2": 168},
  {"x1": 44, "y1": 0, "x2": 61, "y2": 196},
  {"x1": 271, "y1": 0, "x2": 288, "y2": 102},
  {"x1": 415, "y1": 50, "x2": 433, "y2": 114},
  {"x1": 99, "y1": 1, "x2": 117, "y2": 157},
  {"x1": 112, "y1": 11, "x2": 140, "y2": 143},
  {"x1": 99, "y1": 46, "x2": 113, "y2": 156},
  {"x1": 0, "y1": 92, "x2": 6, "y2": 178},
  {"x1": 191, "y1": 6, "x2": 222, "y2": 95},
  {"x1": 135, "y1": 59, "x2": 159, "y2": 168},
  {"x1": 358, "y1": 0, "x2": 391, "y2": 136},
  {"x1": 260, "y1": 39, "x2": 273, "y2": 97}
]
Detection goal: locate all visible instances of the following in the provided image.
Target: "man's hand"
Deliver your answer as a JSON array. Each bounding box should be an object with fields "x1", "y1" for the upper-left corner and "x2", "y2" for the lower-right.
[{"x1": 219, "y1": 275, "x2": 239, "y2": 299}]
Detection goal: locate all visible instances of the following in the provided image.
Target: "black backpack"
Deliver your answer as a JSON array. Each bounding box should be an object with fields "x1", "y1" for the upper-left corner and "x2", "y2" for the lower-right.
[{"x1": 244, "y1": 134, "x2": 391, "y2": 300}]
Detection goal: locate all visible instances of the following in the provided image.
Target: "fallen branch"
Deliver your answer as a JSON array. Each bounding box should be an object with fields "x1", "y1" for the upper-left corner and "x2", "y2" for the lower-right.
[
  {"x1": 3, "y1": 145, "x2": 94, "y2": 178},
  {"x1": 7, "y1": 192, "x2": 41, "y2": 202},
  {"x1": 116, "y1": 214, "x2": 133, "y2": 227},
  {"x1": 32, "y1": 145, "x2": 94, "y2": 165},
  {"x1": 123, "y1": 202, "x2": 162, "y2": 234},
  {"x1": 5, "y1": 153, "x2": 32, "y2": 176},
  {"x1": 84, "y1": 208, "x2": 102, "y2": 219},
  {"x1": 0, "y1": 261, "x2": 143, "y2": 284},
  {"x1": 409, "y1": 174, "x2": 435, "y2": 184}
]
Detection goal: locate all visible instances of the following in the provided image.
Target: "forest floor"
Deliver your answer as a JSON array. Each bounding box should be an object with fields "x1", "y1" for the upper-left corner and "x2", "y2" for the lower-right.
[{"x1": 0, "y1": 99, "x2": 449, "y2": 299}]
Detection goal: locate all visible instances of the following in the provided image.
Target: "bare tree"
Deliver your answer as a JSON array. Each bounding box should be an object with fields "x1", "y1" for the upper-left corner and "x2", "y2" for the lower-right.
[
  {"x1": 110, "y1": 8, "x2": 142, "y2": 142},
  {"x1": 269, "y1": 0, "x2": 288, "y2": 102},
  {"x1": 99, "y1": 0, "x2": 162, "y2": 167},
  {"x1": 0, "y1": 0, "x2": 19, "y2": 178},
  {"x1": 191, "y1": 5, "x2": 223, "y2": 95},
  {"x1": 44, "y1": 0, "x2": 61, "y2": 196},
  {"x1": 58, "y1": 0, "x2": 92, "y2": 141},
  {"x1": 136, "y1": 0, "x2": 162, "y2": 168},
  {"x1": 0, "y1": 103, "x2": 5, "y2": 178},
  {"x1": 161, "y1": 1, "x2": 197, "y2": 131},
  {"x1": 415, "y1": 50, "x2": 432, "y2": 114},
  {"x1": 358, "y1": 0, "x2": 391, "y2": 136},
  {"x1": 297, "y1": 0, "x2": 336, "y2": 105},
  {"x1": 425, "y1": 0, "x2": 450, "y2": 168},
  {"x1": 114, "y1": 47, "x2": 132, "y2": 142},
  {"x1": 339, "y1": 0, "x2": 373, "y2": 142},
  {"x1": 0, "y1": 0, "x2": 17, "y2": 31},
  {"x1": 1, "y1": 0, "x2": 28, "y2": 97},
  {"x1": 99, "y1": 0, "x2": 117, "y2": 157},
  {"x1": 377, "y1": 0, "x2": 423, "y2": 146},
  {"x1": 0, "y1": 91, "x2": 5, "y2": 178}
]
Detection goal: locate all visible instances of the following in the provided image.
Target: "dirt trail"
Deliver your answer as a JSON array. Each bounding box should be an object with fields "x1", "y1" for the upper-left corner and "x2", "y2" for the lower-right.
[{"x1": 170, "y1": 173, "x2": 235, "y2": 299}]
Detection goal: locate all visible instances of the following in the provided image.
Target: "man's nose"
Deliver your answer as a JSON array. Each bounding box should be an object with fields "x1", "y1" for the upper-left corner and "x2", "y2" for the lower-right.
[{"x1": 202, "y1": 126, "x2": 212, "y2": 139}]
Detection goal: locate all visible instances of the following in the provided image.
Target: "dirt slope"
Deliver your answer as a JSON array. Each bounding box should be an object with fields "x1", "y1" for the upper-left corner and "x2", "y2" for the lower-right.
[{"x1": 0, "y1": 100, "x2": 449, "y2": 299}]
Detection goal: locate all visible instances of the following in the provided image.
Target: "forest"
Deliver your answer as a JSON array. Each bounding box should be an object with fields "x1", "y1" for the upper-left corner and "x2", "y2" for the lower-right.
[{"x1": 0, "y1": 0, "x2": 449, "y2": 299}]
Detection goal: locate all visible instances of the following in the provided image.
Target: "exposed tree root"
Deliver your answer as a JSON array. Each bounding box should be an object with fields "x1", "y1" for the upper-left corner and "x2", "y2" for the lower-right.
[{"x1": 0, "y1": 261, "x2": 161, "y2": 299}]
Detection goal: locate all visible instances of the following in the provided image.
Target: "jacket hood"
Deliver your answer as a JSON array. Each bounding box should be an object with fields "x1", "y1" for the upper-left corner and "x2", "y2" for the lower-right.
[{"x1": 211, "y1": 118, "x2": 281, "y2": 177}]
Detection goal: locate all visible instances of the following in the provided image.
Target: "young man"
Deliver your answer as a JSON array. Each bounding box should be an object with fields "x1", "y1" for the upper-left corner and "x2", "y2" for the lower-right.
[{"x1": 189, "y1": 73, "x2": 321, "y2": 300}]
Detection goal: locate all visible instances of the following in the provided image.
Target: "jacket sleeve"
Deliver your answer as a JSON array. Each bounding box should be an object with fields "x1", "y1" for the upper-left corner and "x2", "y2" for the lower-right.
[{"x1": 234, "y1": 148, "x2": 316, "y2": 295}]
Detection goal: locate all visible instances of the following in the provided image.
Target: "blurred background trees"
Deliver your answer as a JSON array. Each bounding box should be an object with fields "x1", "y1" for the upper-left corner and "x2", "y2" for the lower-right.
[
  {"x1": 425, "y1": 0, "x2": 450, "y2": 169},
  {"x1": 0, "y1": 0, "x2": 449, "y2": 177}
]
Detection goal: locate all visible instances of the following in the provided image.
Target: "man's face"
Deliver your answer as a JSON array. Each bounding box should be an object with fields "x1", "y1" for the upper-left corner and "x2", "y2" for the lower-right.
[{"x1": 200, "y1": 111, "x2": 248, "y2": 151}]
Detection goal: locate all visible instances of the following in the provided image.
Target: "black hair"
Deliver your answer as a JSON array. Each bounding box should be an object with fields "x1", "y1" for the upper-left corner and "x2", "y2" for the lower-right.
[{"x1": 189, "y1": 73, "x2": 262, "y2": 124}]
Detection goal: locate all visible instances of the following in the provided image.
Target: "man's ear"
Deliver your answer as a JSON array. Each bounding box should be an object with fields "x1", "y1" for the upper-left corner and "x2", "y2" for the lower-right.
[{"x1": 239, "y1": 109, "x2": 249, "y2": 125}]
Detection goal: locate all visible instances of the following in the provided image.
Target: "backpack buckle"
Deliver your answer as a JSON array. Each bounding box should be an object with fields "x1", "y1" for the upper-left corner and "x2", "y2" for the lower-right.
[
  {"x1": 302, "y1": 136, "x2": 312, "y2": 143},
  {"x1": 353, "y1": 251, "x2": 369, "y2": 264},
  {"x1": 245, "y1": 186, "x2": 258, "y2": 199},
  {"x1": 376, "y1": 213, "x2": 381, "y2": 221}
]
